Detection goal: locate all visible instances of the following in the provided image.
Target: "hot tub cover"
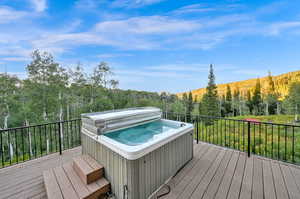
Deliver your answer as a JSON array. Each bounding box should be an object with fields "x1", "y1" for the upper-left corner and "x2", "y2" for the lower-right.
[{"x1": 81, "y1": 107, "x2": 162, "y2": 135}]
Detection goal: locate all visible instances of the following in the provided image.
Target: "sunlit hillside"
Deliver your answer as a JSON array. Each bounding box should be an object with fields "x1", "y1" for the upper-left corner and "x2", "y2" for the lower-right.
[{"x1": 178, "y1": 70, "x2": 300, "y2": 101}]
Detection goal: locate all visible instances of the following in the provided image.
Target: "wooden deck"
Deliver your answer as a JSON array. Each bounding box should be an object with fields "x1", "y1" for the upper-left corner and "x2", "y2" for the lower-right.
[
  {"x1": 1, "y1": 143, "x2": 300, "y2": 199},
  {"x1": 151, "y1": 142, "x2": 300, "y2": 199},
  {"x1": 0, "y1": 147, "x2": 81, "y2": 199}
]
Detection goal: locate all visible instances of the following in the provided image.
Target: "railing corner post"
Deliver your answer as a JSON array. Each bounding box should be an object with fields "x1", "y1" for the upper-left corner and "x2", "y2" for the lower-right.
[
  {"x1": 58, "y1": 121, "x2": 62, "y2": 155},
  {"x1": 196, "y1": 116, "x2": 199, "y2": 144},
  {"x1": 247, "y1": 121, "x2": 251, "y2": 157}
]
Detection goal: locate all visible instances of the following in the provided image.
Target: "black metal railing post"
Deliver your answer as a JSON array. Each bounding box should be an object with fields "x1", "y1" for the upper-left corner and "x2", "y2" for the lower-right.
[
  {"x1": 196, "y1": 116, "x2": 199, "y2": 144},
  {"x1": 58, "y1": 121, "x2": 62, "y2": 155},
  {"x1": 247, "y1": 121, "x2": 251, "y2": 157}
]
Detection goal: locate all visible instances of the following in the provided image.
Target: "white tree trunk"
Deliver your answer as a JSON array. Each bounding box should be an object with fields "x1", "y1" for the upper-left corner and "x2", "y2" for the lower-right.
[
  {"x1": 43, "y1": 107, "x2": 49, "y2": 153},
  {"x1": 9, "y1": 143, "x2": 13, "y2": 160},
  {"x1": 239, "y1": 102, "x2": 243, "y2": 115},
  {"x1": 4, "y1": 109, "x2": 13, "y2": 160},
  {"x1": 266, "y1": 102, "x2": 269, "y2": 116},
  {"x1": 276, "y1": 102, "x2": 281, "y2": 115},
  {"x1": 59, "y1": 91, "x2": 64, "y2": 150},
  {"x1": 4, "y1": 113, "x2": 9, "y2": 129},
  {"x1": 295, "y1": 104, "x2": 299, "y2": 121},
  {"x1": 67, "y1": 104, "x2": 70, "y2": 120},
  {"x1": 25, "y1": 120, "x2": 33, "y2": 157}
]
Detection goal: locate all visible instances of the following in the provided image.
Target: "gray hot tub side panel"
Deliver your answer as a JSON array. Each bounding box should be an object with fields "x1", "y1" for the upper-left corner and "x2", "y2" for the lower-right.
[{"x1": 81, "y1": 130, "x2": 194, "y2": 199}]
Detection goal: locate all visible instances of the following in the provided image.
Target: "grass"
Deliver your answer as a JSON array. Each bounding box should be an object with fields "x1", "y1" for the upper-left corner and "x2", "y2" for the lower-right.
[
  {"x1": 194, "y1": 116, "x2": 300, "y2": 164},
  {"x1": 232, "y1": 115, "x2": 298, "y2": 125}
]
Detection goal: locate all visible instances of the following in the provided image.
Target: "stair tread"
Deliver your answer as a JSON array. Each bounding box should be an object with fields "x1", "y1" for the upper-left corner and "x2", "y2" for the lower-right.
[
  {"x1": 73, "y1": 155, "x2": 103, "y2": 184},
  {"x1": 53, "y1": 166, "x2": 79, "y2": 199},
  {"x1": 82, "y1": 155, "x2": 103, "y2": 170},
  {"x1": 43, "y1": 170, "x2": 64, "y2": 199},
  {"x1": 44, "y1": 163, "x2": 110, "y2": 199}
]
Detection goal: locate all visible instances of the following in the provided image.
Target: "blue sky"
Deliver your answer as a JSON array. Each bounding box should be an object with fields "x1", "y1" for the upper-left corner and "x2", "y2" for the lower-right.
[{"x1": 1, "y1": 0, "x2": 300, "y2": 93}]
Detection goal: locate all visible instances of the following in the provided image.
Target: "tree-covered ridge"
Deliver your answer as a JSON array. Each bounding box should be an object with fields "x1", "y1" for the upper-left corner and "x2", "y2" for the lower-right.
[
  {"x1": 181, "y1": 65, "x2": 300, "y2": 122},
  {"x1": 0, "y1": 50, "x2": 183, "y2": 129},
  {"x1": 178, "y1": 70, "x2": 300, "y2": 101}
]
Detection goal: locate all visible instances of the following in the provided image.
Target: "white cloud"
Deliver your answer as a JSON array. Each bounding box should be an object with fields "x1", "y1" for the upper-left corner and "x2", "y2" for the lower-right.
[
  {"x1": 173, "y1": 4, "x2": 216, "y2": 15},
  {"x1": 0, "y1": 45, "x2": 32, "y2": 57},
  {"x1": 115, "y1": 68, "x2": 194, "y2": 79},
  {"x1": 0, "y1": 6, "x2": 28, "y2": 23},
  {"x1": 0, "y1": 57, "x2": 31, "y2": 62},
  {"x1": 30, "y1": 0, "x2": 47, "y2": 12},
  {"x1": 94, "y1": 16, "x2": 200, "y2": 34},
  {"x1": 111, "y1": 0, "x2": 164, "y2": 8},
  {"x1": 97, "y1": 53, "x2": 133, "y2": 58},
  {"x1": 31, "y1": 31, "x2": 158, "y2": 51},
  {"x1": 75, "y1": 0, "x2": 101, "y2": 9},
  {"x1": 268, "y1": 21, "x2": 300, "y2": 35},
  {"x1": 146, "y1": 63, "x2": 237, "y2": 72},
  {"x1": 146, "y1": 64, "x2": 208, "y2": 73}
]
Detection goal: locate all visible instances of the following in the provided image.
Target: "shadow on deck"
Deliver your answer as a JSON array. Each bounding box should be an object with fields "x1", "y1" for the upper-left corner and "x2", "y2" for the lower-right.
[
  {"x1": 1, "y1": 143, "x2": 300, "y2": 199},
  {"x1": 151, "y1": 142, "x2": 300, "y2": 199},
  {"x1": 0, "y1": 147, "x2": 82, "y2": 199}
]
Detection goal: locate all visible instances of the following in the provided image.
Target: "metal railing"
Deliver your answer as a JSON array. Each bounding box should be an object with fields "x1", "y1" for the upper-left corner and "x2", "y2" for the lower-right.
[
  {"x1": 162, "y1": 112, "x2": 300, "y2": 165},
  {"x1": 0, "y1": 119, "x2": 81, "y2": 168},
  {"x1": 1, "y1": 112, "x2": 300, "y2": 168}
]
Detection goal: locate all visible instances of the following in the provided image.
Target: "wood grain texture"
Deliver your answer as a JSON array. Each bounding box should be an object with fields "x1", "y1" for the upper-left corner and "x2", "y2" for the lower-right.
[{"x1": 2, "y1": 142, "x2": 300, "y2": 199}]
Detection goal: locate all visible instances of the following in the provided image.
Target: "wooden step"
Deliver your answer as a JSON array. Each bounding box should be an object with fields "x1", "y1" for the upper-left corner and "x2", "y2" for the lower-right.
[
  {"x1": 73, "y1": 155, "x2": 104, "y2": 184},
  {"x1": 43, "y1": 163, "x2": 110, "y2": 199}
]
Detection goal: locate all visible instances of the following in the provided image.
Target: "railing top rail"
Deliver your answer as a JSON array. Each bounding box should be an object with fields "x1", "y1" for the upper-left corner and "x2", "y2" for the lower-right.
[
  {"x1": 0, "y1": 118, "x2": 81, "y2": 133},
  {"x1": 163, "y1": 111, "x2": 300, "y2": 127}
]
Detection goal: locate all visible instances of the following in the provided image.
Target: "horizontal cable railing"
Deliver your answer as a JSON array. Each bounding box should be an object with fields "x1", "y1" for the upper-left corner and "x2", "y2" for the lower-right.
[
  {"x1": 0, "y1": 119, "x2": 81, "y2": 168},
  {"x1": 162, "y1": 112, "x2": 300, "y2": 165}
]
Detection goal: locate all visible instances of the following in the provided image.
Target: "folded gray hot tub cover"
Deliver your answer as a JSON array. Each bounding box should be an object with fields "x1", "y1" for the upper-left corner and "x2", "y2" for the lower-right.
[{"x1": 81, "y1": 107, "x2": 162, "y2": 135}]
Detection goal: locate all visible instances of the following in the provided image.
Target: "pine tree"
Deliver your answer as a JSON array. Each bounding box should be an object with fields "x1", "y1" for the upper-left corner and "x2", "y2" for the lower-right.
[
  {"x1": 187, "y1": 91, "x2": 194, "y2": 122},
  {"x1": 201, "y1": 64, "x2": 219, "y2": 117},
  {"x1": 246, "y1": 90, "x2": 253, "y2": 114},
  {"x1": 224, "y1": 85, "x2": 232, "y2": 116},
  {"x1": 252, "y1": 78, "x2": 263, "y2": 115},
  {"x1": 265, "y1": 71, "x2": 278, "y2": 115},
  {"x1": 284, "y1": 82, "x2": 300, "y2": 121},
  {"x1": 233, "y1": 88, "x2": 241, "y2": 116}
]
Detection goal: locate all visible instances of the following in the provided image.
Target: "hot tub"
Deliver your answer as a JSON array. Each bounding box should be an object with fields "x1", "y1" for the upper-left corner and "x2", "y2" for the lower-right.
[{"x1": 81, "y1": 108, "x2": 194, "y2": 199}]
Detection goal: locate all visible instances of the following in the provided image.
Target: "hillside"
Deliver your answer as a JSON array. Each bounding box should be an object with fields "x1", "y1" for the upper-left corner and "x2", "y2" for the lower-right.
[{"x1": 178, "y1": 70, "x2": 300, "y2": 101}]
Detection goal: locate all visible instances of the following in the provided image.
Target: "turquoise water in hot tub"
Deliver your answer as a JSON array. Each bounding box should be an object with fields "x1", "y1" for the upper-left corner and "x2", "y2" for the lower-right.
[{"x1": 104, "y1": 120, "x2": 180, "y2": 146}]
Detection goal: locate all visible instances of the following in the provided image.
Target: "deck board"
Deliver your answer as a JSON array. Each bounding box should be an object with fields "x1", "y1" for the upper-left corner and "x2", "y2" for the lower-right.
[
  {"x1": 271, "y1": 161, "x2": 289, "y2": 199},
  {"x1": 0, "y1": 147, "x2": 81, "y2": 199},
  {"x1": 280, "y1": 163, "x2": 300, "y2": 199},
  {"x1": 152, "y1": 142, "x2": 300, "y2": 199},
  {"x1": 238, "y1": 155, "x2": 253, "y2": 199},
  {"x1": 214, "y1": 151, "x2": 239, "y2": 199},
  {"x1": 262, "y1": 160, "x2": 276, "y2": 199},
  {"x1": 1, "y1": 142, "x2": 300, "y2": 199},
  {"x1": 201, "y1": 150, "x2": 233, "y2": 199},
  {"x1": 252, "y1": 157, "x2": 264, "y2": 199}
]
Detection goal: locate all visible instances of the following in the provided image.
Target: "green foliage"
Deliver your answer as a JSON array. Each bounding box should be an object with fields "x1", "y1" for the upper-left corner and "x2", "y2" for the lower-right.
[
  {"x1": 201, "y1": 64, "x2": 219, "y2": 117},
  {"x1": 0, "y1": 50, "x2": 183, "y2": 128},
  {"x1": 224, "y1": 85, "x2": 232, "y2": 116},
  {"x1": 264, "y1": 72, "x2": 279, "y2": 115},
  {"x1": 232, "y1": 114, "x2": 296, "y2": 124},
  {"x1": 284, "y1": 82, "x2": 300, "y2": 121},
  {"x1": 187, "y1": 92, "x2": 194, "y2": 114},
  {"x1": 252, "y1": 78, "x2": 263, "y2": 115},
  {"x1": 195, "y1": 116, "x2": 300, "y2": 163}
]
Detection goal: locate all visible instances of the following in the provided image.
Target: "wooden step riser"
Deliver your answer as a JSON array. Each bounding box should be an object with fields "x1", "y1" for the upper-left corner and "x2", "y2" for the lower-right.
[{"x1": 73, "y1": 162, "x2": 103, "y2": 185}]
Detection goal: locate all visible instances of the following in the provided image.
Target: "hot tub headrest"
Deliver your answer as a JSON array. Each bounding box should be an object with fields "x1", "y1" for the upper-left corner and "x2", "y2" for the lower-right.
[{"x1": 81, "y1": 107, "x2": 162, "y2": 135}]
